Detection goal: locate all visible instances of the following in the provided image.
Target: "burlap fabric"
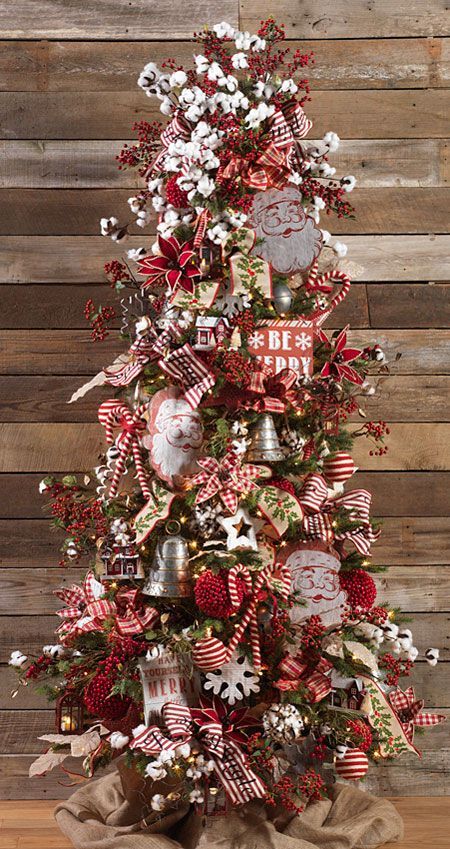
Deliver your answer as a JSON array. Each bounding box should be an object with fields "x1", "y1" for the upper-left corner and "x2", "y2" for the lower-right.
[{"x1": 55, "y1": 768, "x2": 403, "y2": 849}]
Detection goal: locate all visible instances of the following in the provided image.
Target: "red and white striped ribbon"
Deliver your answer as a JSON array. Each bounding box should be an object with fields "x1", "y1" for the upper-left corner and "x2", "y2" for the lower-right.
[{"x1": 97, "y1": 400, "x2": 151, "y2": 500}]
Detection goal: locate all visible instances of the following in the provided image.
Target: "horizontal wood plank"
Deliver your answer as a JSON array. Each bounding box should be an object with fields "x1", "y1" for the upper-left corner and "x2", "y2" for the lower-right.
[
  {"x1": 1, "y1": 471, "x2": 449, "y2": 519},
  {"x1": 2, "y1": 330, "x2": 449, "y2": 375},
  {"x1": 1, "y1": 422, "x2": 449, "y2": 471},
  {"x1": 2, "y1": 39, "x2": 449, "y2": 92},
  {"x1": 0, "y1": 518, "x2": 448, "y2": 571},
  {"x1": 1, "y1": 188, "x2": 449, "y2": 236},
  {"x1": 1, "y1": 710, "x2": 56, "y2": 754},
  {"x1": 2, "y1": 139, "x2": 447, "y2": 189},
  {"x1": 240, "y1": 1, "x2": 450, "y2": 39},
  {"x1": 0, "y1": 0, "x2": 238, "y2": 39},
  {"x1": 0, "y1": 756, "x2": 75, "y2": 799},
  {"x1": 2, "y1": 91, "x2": 449, "y2": 139},
  {"x1": 2, "y1": 236, "x2": 448, "y2": 283},
  {"x1": 1, "y1": 375, "x2": 448, "y2": 422}
]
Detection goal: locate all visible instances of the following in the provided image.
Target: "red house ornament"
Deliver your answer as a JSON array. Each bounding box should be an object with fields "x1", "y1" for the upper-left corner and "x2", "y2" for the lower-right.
[{"x1": 247, "y1": 319, "x2": 314, "y2": 378}]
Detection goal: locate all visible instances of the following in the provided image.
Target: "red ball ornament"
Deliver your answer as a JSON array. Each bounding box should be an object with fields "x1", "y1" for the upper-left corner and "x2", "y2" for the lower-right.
[
  {"x1": 339, "y1": 569, "x2": 377, "y2": 611},
  {"x1": 323, "y1": 452, "x2": 356, "y2": 483},
  {"x1": 270, "y1": 477, "x2": 296, "y2": 496},
  {"x1": 192, "y1": 636, "x2": 228, "y2": 671},
  {"x1": 194, "y1": 569, "x2": 245, "y2": 619},
  {"x1": 165, "y1": 175, "x2": 189, "y2": 208},
  {"x1": 335, "y1": 748, "x2": 369, "y2": 781},
  {"x1": 84, "y1": 673, "x2": 132, "y2": 722}
]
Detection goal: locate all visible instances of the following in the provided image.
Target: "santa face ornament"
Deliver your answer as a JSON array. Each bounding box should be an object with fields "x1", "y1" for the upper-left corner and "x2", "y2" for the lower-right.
[
  {"x1": 249, "y1": 186, "x2": 322, "y2": 276},
  {"x1": 280, "y1": 541, "x2": 347, "y2": 627},
  {"x1": 143, "y1": 386, "x2": 203, "y2": 487}
]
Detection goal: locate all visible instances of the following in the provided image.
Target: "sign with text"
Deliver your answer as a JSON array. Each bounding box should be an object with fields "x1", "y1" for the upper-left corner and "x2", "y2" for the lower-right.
[
  {"x1": 139, "y1": 649, "x2": 199, "y2": 724},
  {"x1": 247, "y1": 319, "x2": 314, "y2": 377}
]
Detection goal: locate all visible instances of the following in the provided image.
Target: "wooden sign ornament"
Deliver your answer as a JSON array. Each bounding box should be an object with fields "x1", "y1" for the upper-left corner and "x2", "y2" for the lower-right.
[
  {"x1": 249, "y1": 186, "x2": 322, "y2": 276},
  {"x1": 280, "y1": 541, "x2": 347, "y2": 627},
  {"x1": 143, "y1": 386, "x2": 203, "y2": 487}
]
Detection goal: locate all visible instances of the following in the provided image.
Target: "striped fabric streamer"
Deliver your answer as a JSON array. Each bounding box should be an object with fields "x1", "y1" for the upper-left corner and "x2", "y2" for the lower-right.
[
  {"x1": 158, "y1": 343, "x2": 215, "y2": 409},
  {"x1": 227, "y1": 564, "x2": 253, "y2": 609},
  {"x1": 97, "y1": 400, "x2": 151, "y2": 500}
]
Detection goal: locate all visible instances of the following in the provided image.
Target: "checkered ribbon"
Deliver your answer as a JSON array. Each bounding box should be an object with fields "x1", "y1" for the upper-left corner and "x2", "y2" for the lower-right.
[
  {"x1": 55, "y1": 573, "x2": 158, "y2": 642},
  {"x1": 299, "y1": 473, "x2": 381, "y2": 556},
  {"x1": 131, "y1": 696, "x2": 265, "y2": 806},
  {"x1": 98, "y1": 400, "x2": 151, "y2": 500},
  {"x1": 218, "y1": 142, "x2": 290, "y2": 192},
  {"x1": 104, "y1": 323, "x2": 184, "y2": 388},
  {"x1": 246, "y1": 365, "x2": 302, "y2": 413},
  {"x1": 158, "y1": 342, "x2": 215, "y2": 409},
  {"x1": 390, "y1": 686, "x2": 446, "y2": 744},
  {"x1": 275, "y1": 649, "x2": 333, "y2": 703},
  {"x1": 191, "y1": 452, "x2": 264, "y2": 514}
]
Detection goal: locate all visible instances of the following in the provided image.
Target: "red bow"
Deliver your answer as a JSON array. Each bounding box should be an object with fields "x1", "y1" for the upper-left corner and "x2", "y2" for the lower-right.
[
  {"x1": 131, "y1": 696, "x2": 265, "y2": 806},
  {"x1": 218, "y1": 142, "x2": 291, "y2": 192},
  {"x1": 275, "y1": 650, "x2": 333, "y2": 703},
  {"x1": 55, "y1": 573, "x2": 158, "y2": 642},
  {"x1": 389, "y1": 686, "x2": 446, "y2": 745},
  {"x1": 246, "y1": 365, "x2": 303, "y2": 413},
  {"x1": 98, "y1": 400, "x2": 151, "y2": 500}
]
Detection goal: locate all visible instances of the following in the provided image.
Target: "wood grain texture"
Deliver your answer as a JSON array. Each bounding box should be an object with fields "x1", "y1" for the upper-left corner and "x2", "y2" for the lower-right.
[
  {"x1": 2, "y1": 139, "x2": 448, "y2": 189},
  {"x1": 1, "y1": 236, "x2": 449, "y2": 283},
  {"x1": 240, "y1": 2, "x2": 450, "y2": 39},
  {"x1": 2, "y1": 39, "x2": 449, "y2": 92},
  {"x1": 2, "y1": 188, "x2": 449, "y2": 235},
  {"x1": 0, "y1": 0, "x2": 239, "y2": 39},
  {"x1": 2, "y1": 90, "x2": 449, "y2": 139}
]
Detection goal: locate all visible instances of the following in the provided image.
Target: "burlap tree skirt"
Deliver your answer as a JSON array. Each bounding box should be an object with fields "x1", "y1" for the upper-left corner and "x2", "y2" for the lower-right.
[{"x1": 55, "y1": 769, "x2": 403, "y2": 849}]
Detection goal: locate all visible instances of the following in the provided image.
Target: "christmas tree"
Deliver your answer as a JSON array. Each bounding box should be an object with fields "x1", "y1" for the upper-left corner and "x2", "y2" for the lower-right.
[{"x1": 11, "y1": 19, "x2": 444, "y2": 817}]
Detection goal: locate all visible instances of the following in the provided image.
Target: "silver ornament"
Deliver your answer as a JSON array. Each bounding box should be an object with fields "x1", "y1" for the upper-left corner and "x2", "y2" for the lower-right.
[
  {"x1": 273, "y1": 282, "x2": 293, "y2": 315},
  {"x1": 247, "y1": 413, "x2": 284, "y2": 462},
  {"x1": 143, "y1": 522, "x2": 192, "y2": 598}
]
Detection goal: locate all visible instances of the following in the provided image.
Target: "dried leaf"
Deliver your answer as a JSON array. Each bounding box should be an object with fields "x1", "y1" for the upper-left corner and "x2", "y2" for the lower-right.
[
  {"x1": 71, "y1": 730, "x2": 101, "y2": 758},
  {"x1": 29, "y1": 750, "x2": 68, "y2": 777},
  {"x1": 344, "y1": 640, "x2": 379, "y2": 674}
]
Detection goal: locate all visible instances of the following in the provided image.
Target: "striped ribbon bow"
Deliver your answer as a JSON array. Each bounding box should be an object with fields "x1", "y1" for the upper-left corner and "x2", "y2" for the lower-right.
[
  {"x1": 218, "y1": 142, "x2": 291, "y2": 192},
  {"x1": 55, "y1": 572, "x2": 158, "y2": 642},
  {"x1": 158, "y1": 342, "x2": 215, "y2": 410},
  {"x1": 98, "y1": 400, "x2": 151, "y2": 500},
  {"x1": 275, "y1": 649, "x2": 333, "y2": 703},
  {"x1": 270, "y1": 99, "x2": 312, "y2": 150},
  {"x1": 390, "y1": 686, "x2": 446, "y2": 745},
  {"x1": 192, "y1": 452, "x2": 268, "y2": 514},
  {"x1": 131, "y1": 696, "x2": 265, "y2": 806},
  {"x1": 104, "y1": 323, "x2": 184, "y2": 388},
  {"x1": 148, "y1": 110, "x2": 191, "y2": 173},
  {"x1": 246, "y1": 364, "x2": 302, "y2": 413},
  {"x1": 300, "y1": 473, "x2": 380, "y2": 556}
]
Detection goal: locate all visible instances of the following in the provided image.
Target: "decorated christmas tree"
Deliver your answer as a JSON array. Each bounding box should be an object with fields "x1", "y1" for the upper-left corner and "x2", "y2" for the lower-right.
[{"x1": 11, "y1": 18, "x2": 444, "y2": 824}]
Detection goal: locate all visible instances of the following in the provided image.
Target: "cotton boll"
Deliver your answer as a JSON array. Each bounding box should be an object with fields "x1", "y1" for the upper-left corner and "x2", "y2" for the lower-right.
[
  {"x1": 323, "y1": 131, "x2": 340, "y2": 152},
  {"x1": 383, "y1": 622, "x2": 399, "y2": 640},
  {"x1": 207, "y1": 62, "x2": 225, "y2": 82},
  {"x1": 333, "y1": 241, "x2": 348, "y2": 257},
  {"x1": 280, "y1": 78, "x2": 298, "y2": 94},
  {"x1": 109, "y1": 731, "x2": 129, "y2": 750},
  {"x1": 189, "y1": 789, "x2": 204, "y2": 803},
  {"x1": 234, "y1": 30, "x2": 252, "y2": 50},
  {"x1": 425, "y1": 648, "x2": 439, "y2": 666},
  {"x1": 175, "y1": 742, "x2": 191, "y2": 759},
  {"x1": 335, "y1": 744, "x2": 348, "y2": 759},
  {"x1": 169, "y1": 70, "x2": 187, "y2": 88},
  {"x1": 150, "y1": 794, "x2": 166, "y2": 811},
  {"x1": 39, "y1": 478, "x2": 51, "y2": 494},
  {"x1": 231, "y1": 52, "x2": 249, "y2": 70},
  {"x1": 321, "y1": 229, "x2": 331, "y2": 244},
  {"x1": 342, "y1": 175, "x2": 357, "y2": 192},
  {"x1": 213, "y1": 21, "x2": 235, "y2": 39},
  {"x1": 407, "y1": 646, "x2": 419, "y2": 662},
  {"x1": 9, "y1": 650, "x2": 28, "y2": 668},
  {"x1": 194, "y1": 54, "x2": 209, "y2": 74},
  {"x1": 43, "y1": 644, "x2": 65, "y2": 658},
  {"x1": 159, "y1": 97, "x2": 173, "y2": 116}
]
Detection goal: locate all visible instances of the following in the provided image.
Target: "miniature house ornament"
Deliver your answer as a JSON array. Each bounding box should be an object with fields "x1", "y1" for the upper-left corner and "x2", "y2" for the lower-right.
[
  {"x1": 249, "y1": 186, "x2": 322, "y2": 276},
  {"x1": 194, "y1": 315, "x2": 229, "y2": 351},
  {"x1": 280, "y1": 541, "x2": 347, "y2": 627}
]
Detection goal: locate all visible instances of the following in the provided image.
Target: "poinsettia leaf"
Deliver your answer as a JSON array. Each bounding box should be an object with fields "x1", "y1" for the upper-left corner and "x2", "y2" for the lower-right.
[{"x1": 29, "y1": 750, "x2": 68, "y2": 777}]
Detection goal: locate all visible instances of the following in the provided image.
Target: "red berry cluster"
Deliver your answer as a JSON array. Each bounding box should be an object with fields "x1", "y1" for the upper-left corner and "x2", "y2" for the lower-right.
[
  {"x1": 266, "y1": 774, "x2": 304, "y2": 814},
  {"x1": 301, "y1": 175, "x2": 354, "y2": 219},
  {"x1": 299, "y1": 615, "x2": 325, "y2": 649},
  {"x1": 104, "y1": 260, "x2": 131, "y2": 287},
  {"x1": 340, "y1": 569, "x2": 377, "y2": 612},
  {"x1": 346, "y1": 719, "x2": 373, "y2": 752},
  {"x1": 270, "y1": 477, "x2": 296, "y2": 496},
  {"x1": 165, "y1": 174, "x2": 189, "y2": 208},
  {"x1": 116, "y1": 120, "x2": 163, "y2": 175},
  {"x1": 47, "y1": 483, "x2": 109, "y2": 561},
  {"x1": 213, "y1": 349, "x2": 252, "y2": 388},
  {"x1": 310, "y1": 735, "x2": 329, "y2": 763},
  {"x1": 270, "y1": 609, "x2": 291, "y2": 639},
  {"x1": 363, "y1": 420, "x2": 390, "y2": 456},
  {"x1": 367, "y1": 606, "x2": 389, "y2": 626},
  {"x1": 84, "y1": 672, "x2": 132, "y2": 721},
  {"x1": 194, "y1": 569, "x2": 246, "y2": 619},
  {"x1": 297, "y1": 768, "x2": 327, "y2": 802},
  {"x1": 234, "y1": 309, "x2": 256, "y2": 334},
  {"x1": 84, "y1": 299, "x2": 116, "y2": 342},
  {"x1": 379, "y1": 653, "x2": 413, "y2": 687},
  {"x1": 25, "y1": 654, "x2": 54, "y2": 680}
]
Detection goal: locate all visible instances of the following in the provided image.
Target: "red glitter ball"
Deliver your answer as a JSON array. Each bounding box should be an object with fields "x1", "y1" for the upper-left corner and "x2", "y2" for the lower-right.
[
  {"x1": 270, "y1": 477, "x2": 296, "y2": 496},
  {"x1": 340, "y1": 569, "x2": 377, "y2": 611},
  {"x1": 84, "y1": 673, "x2": 132, "y2": 721},
  {"x1": 194, "y1": 569, "x2": 246, "y2": 619},
  {"x1": 165, "y1": 175, "x2": 189, "y2": 208}
]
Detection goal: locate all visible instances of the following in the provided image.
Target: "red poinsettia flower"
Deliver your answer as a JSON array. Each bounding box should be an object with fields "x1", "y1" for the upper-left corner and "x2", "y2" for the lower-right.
[
  {"x1": 320, "y1": 325, "x2": 364, "y2": 385},
  {"x1": 137, "y1": 234, "x2": 201, "y2": 295}
]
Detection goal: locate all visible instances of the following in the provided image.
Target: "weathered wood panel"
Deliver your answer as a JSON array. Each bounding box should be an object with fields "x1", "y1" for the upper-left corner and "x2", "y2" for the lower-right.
[
  {"x1": 2, "y1": 236, "x2": 448, "y2": 283},
  {"x1": 1, "y1": 375, "x2": 449, "y2": 422},
  {"x1": 2, "y1": 188, "x2": 449, "y2": 236},
  {"x1": 240, "y1": 2, "x2": 450, "y2": 39},
  {"x1": 2, "y1": 330, "x2": 449, "y2": 375},
  {"x1": 2, "y1": 91, "x2": 449, "y2": 139},
  {"x1": 2, "y1": 139, "x2": 447, "y2": 189},
  {"x1": 2, "y1": 422, "x2": 449, "y2": 472},
  {"x1": 2, "y1": 39, "x2": 448, "y2": 92},
  {"x1": 0, "y1": 0, "x2": 239, "y2": 39}
]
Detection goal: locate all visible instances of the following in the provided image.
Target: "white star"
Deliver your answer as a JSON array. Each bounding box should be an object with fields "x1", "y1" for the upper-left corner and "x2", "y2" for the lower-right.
[{"x1": 218, "y1": 507, "x2": 259, "y2": 551}]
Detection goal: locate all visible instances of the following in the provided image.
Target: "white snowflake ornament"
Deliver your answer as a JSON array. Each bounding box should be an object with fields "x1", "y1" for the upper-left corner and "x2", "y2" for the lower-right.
[{"x1": 203, "y1": 653, "x2": 260, "y2": 705}]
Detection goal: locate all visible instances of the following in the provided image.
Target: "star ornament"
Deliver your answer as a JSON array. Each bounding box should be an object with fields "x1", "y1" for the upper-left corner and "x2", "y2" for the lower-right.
[
  {"x1": 320, "y1": 325, "x2": 364, "y2": 385},
  {"x1": 218, "y1": 507, "x2": 261, "y2": 551},
  {"x1": 137, "y1": 235, "x2": 201, "y2": 296}
]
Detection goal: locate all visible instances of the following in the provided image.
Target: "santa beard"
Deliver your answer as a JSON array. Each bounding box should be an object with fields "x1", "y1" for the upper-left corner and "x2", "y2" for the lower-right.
[
  {"x1": 256, "y1": 217, "x2": 322, "y2": 275},
  {"x1": 151, "y1": 430, "x2": 201, "y2": 480}
]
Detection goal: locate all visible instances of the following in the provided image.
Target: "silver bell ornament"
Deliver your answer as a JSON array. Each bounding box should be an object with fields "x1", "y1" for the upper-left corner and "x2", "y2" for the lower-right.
[
  {"x1": 247, "y1": 413, "x2": 284, "y2": 462},
  {"x1": 273, "y1": 282, "x2": 293, "y2": 316},
  {"x1": 143, "y1": 520, "x2": 192, "y2": 598}
]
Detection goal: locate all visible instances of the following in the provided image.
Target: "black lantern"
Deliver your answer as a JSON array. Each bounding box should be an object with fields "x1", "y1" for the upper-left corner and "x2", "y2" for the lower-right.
[{"x1": 56, "y1": 692, "x2": 85, "y2": 735}]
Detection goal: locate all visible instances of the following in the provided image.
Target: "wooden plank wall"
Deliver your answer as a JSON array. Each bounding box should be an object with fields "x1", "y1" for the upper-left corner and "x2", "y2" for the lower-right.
[{"x1": 0, "y1": 0, "x2": 449, "y2": 798}]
